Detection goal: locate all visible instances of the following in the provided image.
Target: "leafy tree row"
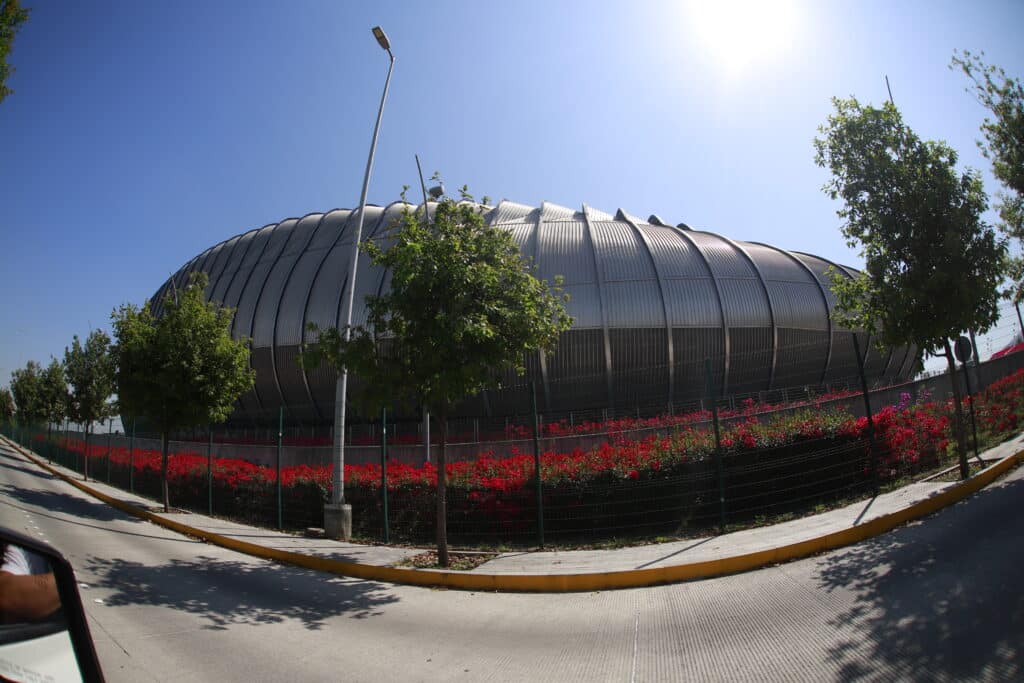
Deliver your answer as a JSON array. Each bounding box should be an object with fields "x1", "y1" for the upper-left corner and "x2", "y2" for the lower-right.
[{"x1": 5, "y1": 273, "x2": 254, "y2": 512}]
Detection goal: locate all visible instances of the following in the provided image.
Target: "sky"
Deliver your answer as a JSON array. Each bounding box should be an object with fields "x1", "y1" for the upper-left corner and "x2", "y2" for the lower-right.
[{"x1": 2, "y1": 0, "x2": 1024, "y2": 389}]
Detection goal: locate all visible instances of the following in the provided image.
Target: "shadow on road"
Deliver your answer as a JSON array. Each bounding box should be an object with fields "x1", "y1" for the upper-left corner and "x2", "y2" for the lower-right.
[
  {"x1": 82, "y1": 554, "x2": 400, "y2": 631},
  {"x1": 816, "y1": 470, "x2": 1024, "y2": 681},
  {"x1": 0, "y1": 480, "x2": 144, "y2": 525}
]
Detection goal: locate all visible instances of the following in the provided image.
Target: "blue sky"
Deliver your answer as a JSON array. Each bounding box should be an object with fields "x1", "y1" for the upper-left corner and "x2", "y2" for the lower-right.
[{"x1": 2, "y1": 0, "x2": 1023, "y2": 386}]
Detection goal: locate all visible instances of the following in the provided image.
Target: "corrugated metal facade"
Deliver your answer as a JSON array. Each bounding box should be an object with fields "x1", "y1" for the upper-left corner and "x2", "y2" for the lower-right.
[{"x1": 157, "y1": 200, "x2": 919, "y2": 421}]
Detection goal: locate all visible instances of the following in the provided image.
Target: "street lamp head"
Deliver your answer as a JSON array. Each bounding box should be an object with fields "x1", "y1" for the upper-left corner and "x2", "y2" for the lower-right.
[
  {"x1": 428, "y1": 184, "x2": 445, "y2": 200},
  {"x1": 371, "y1": 26, "x2": 390, "y2": 50}
]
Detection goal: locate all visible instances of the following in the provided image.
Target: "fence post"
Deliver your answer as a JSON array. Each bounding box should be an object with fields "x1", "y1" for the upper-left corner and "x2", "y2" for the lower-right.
[
  {"x1": 206, "y1": 425, "x2": 213, "y2": 515},
  {"x1": 106, "y1": 422, "x2": 113, "y2": 483},
  {"x1": 129, "y1": 419, "x2": 136, "y2": 494},
  {"x1": 424, "y1": 407, "x2": 431, "y2": 464},
  {"x1": 531, "y1": 381, "x2": 545, "y2": 548},
  {"x1": 276, "y1": 407, "x2": 283, "y2": 531},
  {"x1": 705, "y1": 359, "x2": 726, "y2": 528},
  {"x1": 852, "y1": 334, "x2": 879, "y2": 495},
  {"x1": 381, "y1": 406, "x2": 389, "y2": 543},
  {"x1": 961, "y1": 360, "x2": 982, "y2": 464}
]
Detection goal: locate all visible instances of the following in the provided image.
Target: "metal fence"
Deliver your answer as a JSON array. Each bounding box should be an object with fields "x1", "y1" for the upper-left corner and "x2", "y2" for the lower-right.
[{"x1": 3, "y1": 349, "x2": 1021, "y2": 547}]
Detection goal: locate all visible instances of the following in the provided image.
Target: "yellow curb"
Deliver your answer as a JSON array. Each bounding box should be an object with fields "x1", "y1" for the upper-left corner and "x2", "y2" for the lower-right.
[{"x1": 5, "y1": 436, "x2": 1022, "y2": 592}]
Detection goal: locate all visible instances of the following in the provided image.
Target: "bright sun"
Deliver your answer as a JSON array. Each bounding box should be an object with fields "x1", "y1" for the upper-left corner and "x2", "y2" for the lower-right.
[{"x1": 684, "y1": 0, "x2": 801, "y2": 75}]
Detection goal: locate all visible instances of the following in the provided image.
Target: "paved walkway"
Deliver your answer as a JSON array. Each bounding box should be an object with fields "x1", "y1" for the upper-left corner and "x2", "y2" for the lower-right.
[{"x1": 5, "y1": 432, "x2": 1024, "y2": 585}]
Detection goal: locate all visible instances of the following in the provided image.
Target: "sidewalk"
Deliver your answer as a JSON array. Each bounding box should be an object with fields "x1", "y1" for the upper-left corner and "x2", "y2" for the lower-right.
[{"x1": 5, "y1": 432, "x2": 1024, "y2": 591}]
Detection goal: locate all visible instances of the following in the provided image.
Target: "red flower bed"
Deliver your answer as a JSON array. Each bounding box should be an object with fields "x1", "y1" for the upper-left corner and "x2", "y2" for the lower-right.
[{"x1": 33, "y1": 370, "x2": 1024, "y2": 543}]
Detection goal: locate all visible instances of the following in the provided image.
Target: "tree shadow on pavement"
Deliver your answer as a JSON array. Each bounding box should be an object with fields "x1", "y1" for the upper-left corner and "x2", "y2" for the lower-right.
[
  {"x1": 0, "y1": 481, "x2": 143, "y2": 525},
  {"x1": 82, "y1": 553, "x2": 400, "y2": 631},
  {"x1": 815, "y1": 471, "x2": 1024, "y2": 681}
]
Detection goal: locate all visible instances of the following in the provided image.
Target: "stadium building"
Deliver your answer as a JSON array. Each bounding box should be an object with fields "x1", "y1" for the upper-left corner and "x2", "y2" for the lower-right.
[{"x1": 154, "y1": 200, "x2": 918, "y2": 424}]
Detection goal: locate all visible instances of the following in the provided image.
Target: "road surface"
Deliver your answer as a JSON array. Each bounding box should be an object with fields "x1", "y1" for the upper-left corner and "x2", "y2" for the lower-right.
[{"x1": 1, "y1": 441, "x2": 1020, "y2": 681}]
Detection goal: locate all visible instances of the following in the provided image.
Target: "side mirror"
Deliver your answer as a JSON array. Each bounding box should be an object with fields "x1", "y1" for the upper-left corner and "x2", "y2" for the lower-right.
[{"x1": 0, "y1": 526, "x2": 104, "y2": 682}]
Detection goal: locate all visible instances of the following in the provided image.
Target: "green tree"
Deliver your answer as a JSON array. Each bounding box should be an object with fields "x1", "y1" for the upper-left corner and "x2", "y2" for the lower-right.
[
  {"x1": 306, "y1": 187, "x2": 572, "y2": 566},
  {"x1": 112, "y1": 271, "x2": 254, "y2": 512},
  {"x1": 951, "y1": 50, "x2": 1024, "y2": 301},
  {"x1": 64, "y1": 330, "x2": 116, "y2": 481},
  {"x1": 0, "y1": 0, "x2": 30, "y2": 105},
  {"x1": 39, "y1": 357, "x2": 68, "y2": 451},
  {"x1": 10, "y1": 360, "x2": 46, "y2": 425},
  {"x1": 814, "y1": 97, "x2": 1006, "y2": 479},
  {"x1": 0, "y1": 387, "x2": 13, "y2": 423}
]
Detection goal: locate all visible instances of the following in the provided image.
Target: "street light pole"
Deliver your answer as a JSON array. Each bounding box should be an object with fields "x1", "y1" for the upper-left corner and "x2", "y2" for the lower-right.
[{"x1": 325, "y1": 26, "x2": 395, "y2": 541}]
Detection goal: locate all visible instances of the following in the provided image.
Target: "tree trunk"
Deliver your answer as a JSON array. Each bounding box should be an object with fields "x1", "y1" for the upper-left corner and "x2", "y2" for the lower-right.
[
  {"x1": 436, "y1": 407, "x2": 449, "y2": 568},
  {"x1": 161, "y1": 431, "x2": 170, "y2": 513},
  {"x1": 943, "y1": 339, "x2": 970, "y2": 480},
  {"x1": 83, "y1": 424, "x2": 90, "y2": 481}
]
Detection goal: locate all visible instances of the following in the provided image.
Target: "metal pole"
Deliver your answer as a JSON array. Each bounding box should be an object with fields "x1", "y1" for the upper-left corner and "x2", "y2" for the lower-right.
[
  {"x1": 423, "y1": 407, "x2": 430, "y2": 464},
  {"x1": 705, "y1": 359, "x2": 725, "y2": 528},
  {"x1": 961, "y1": 361, "x2": 983, "y2": 464},
  {"x1": 329, "y1": 31, "x2": 394, "y2": 540},
  {"x1": 852, "y1": 334, "x2": 879, "y2": 494},
  {"x1": 381, "y1": 406, "x2": 389, "y2": 543},
  {"x1": 106, "y1": 421, "x2": 112, "y2": 483},
  {"x1": 207, "y1": 425, "x2": 213, "y2": 515},
  {"x1": 129, "y1": 419, "x2": 135, "y2": 494},
  {"x1": 531, "y1": 381, "x2": 545, "y2": 548},
  {"x1": 1016, "y1": 301, "x2": 1024, "y2": 340},
  {"x1": 277, "y1": 406, "x2": 283, "y2": 530}
]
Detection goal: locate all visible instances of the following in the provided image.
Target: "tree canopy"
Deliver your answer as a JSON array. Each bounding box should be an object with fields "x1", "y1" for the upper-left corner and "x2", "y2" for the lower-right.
[
  {"x1": 308, "y1": 191, "x2": 572, "y2": 414},
  {"x1": 112, "y1": 271, "x2": 254, "y2": 510},
  {"x1": 64, "y1": 330, "x2": 116, "y2": 479},
  {"x1": 814, "y1": 97, "x2": 1006, "y2": 351},
  {"x1": 9, "y1": 360, "x2": 45, "y2": 425},
  {"x1": 952, "y1": 50, "x2": 1024, "y2": 301},
  {"x1": 0, "y1": 387, "x2": 13, "y2": 423},
  {"x1": 0, "y1": 0, "x2": 30, "y2": 105},
  {"x1": 306, "y1": 187, "x2": 572, "y2": 564},
  {"x1": 39, "y1": 357, "x2": 68, "y2": 428}
]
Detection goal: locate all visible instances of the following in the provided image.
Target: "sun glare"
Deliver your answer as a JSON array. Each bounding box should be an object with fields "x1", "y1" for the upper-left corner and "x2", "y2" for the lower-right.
[{"x1": 684, "y1": 0, "x2": 801, "y2": 75}]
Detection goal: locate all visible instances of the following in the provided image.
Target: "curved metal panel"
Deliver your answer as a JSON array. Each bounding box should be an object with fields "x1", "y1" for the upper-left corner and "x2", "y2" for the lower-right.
[
  {"x1": 621, "y1": 217, "x2": 675, "y2": 405},
  {"x1": 209, "y1": 229, "x2": 260, "y2": 309},
  {"x1": 202, "y1": 235, "x2": 240, "y2": 304},
  {"x1": 236, "y1": 218, "x2": 298, "y2": 414},
  {"x1": 786, "y1": 251, "x2": 837, "y2": 385},
  {"x1": 301, "y1": 210, "x2": 358, "y2": 409},
  {"x1": 191, "y1": 247, "x2": 218, "y2": 289},
  {"x1": 250, "y1": 213, "x2": 324, "y2": 421},
  {"x1": 352, "y1": 202, "x2": 406, "y2": 329},
  {"x1": 579, "y1": 206, "x2": 615, "y2": 409},
  {"x1": 155, "y1": 254, "x2": 202, "y2": 319},
  {"x1": 221, "y1": 223, "x2": 281, "y2": 416},
  {"x1": 273, "y1": 210, "x2": 345, "y2": 420},
  {"x1": 222, "y1": 224, "x2": 276, "y2": 334},
  {"x1": 149, "y1": 277, "x2": 173, "y2": 317},
  {"x1": 751, "y1": 243, "x2": 833, "y2": 387},
  {"x1": 489, "y1": 199, "x2": 539, "y2": 225},
  {"x1": 710, "y1": 236, "x2": 778, "y2": 390},
  {"x1": 666, "y1": 227, "x2": 730, "y2": 395}
]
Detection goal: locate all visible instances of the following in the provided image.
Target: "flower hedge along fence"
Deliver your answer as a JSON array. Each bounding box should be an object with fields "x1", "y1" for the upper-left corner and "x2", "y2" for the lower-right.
[{"x1": 32, "y1": 369, "x2": 1024, "y2": 544}]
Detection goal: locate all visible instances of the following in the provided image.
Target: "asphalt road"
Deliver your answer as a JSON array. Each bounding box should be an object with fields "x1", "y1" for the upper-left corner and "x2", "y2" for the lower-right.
[{"x1": 1, "y1": 441, "x2": 1021, "y2": 682}]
